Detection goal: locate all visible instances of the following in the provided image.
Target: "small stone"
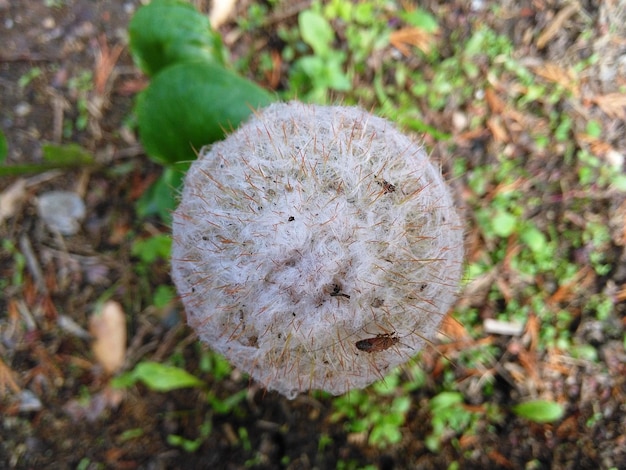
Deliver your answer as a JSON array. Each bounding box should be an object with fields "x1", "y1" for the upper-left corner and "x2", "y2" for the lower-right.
[
  {"x1": 37, "y1": 191, "x2": 86, "y2": 235},
  {"x1": 42, "y1": 17, "x2": 55, "y2": 29},
  {"x1": 14, "y1": 102, "x2": 32, "y2": 118},
  {"x1": 19, "y1": 390, "x2": 42, "y2": 413}
]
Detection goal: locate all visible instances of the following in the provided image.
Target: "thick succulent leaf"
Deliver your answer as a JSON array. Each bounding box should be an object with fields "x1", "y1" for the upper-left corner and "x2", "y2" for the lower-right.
[
  {"x1": 129, "y1": 0, "x2": 225, "y2": 76},
  {"x1": 136, "y1": 61, "x2": 276, "y2": 165}
]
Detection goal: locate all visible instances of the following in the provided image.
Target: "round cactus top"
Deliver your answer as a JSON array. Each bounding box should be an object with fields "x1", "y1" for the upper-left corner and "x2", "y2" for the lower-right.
[{"x1": 171, "y1": 102, "x2": 464, "y2": 398}]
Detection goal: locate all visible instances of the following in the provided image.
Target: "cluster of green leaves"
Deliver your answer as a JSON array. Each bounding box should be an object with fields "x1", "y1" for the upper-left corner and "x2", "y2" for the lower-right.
[
  {"x1": 329, "y1": 367, "x2": 427, "y2": 449},
  {"x1": 288, "y1": 8, "x2": 352, "y2": 102},
  {"x1": 331, "y1": 388, "x2": 411, "y2": 448},
  {"x1": 129, "y1": 0, "x2": 276, "y2": 220},
  {"x1": 426, "y1": 391, "x2": 507, "y2": 453}
]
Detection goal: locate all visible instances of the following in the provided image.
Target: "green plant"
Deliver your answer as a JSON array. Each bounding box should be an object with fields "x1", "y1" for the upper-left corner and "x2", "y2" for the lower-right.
[
  {"x1": 331, "y1": 388, "x2": 411, "y2": 449},
  {"x1": 17, "y1": 66, "x2": 43, "y2": 88},
  {"x1": 237, "y1": 3, "x2": 269, "y2": 32},
  {"x1": 167, "y1": 415, "x2": 212, "y2": 452},
  {"x1": 512, "y1": 399, "x2": 564, "y2": 423},
  {"x1": 129, "y1": 0, "x2": 226, "y2": 75},
  {"x1": 426, "y1": 392, "x2": 481, "y2": 452},
  {"x1": 0, "y1": 143, "x2": 95, "y2": 177},
  {"x1": 288, "y1": 9, "x2": 351, "y2": 101},
  {"x1": 328, "y1": 367, "x2": 427, "y2": 449},
  {"x1": 66, "y1": 70, "x2": 93, "y2": 135},
  {"x1": 131, "y1": 234, "x2": 172, "y2": 265},
  {"x1": 112, "y1": 361, "x2": 204, "y2": 392},
  {"x1": 197, "y1": 347, "x2": 233, "y2": 381},
  {"x1": 134, "y1": 60, "x2": 274, "y2": 166},
  {"x1": 1, "y1": 240, "x2": 26, "y2": 289}
]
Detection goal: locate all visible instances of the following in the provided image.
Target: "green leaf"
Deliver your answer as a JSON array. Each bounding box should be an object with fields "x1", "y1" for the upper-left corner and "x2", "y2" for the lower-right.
[
  {"x1": 391, "y1": 396, "x2": 411, "y2": 414},
  {"x1": 135, "y1": 166, "x2": 185, "y2": 222},
  {"x1": 0, "y1": 129, "x2": 7, "y2": 163},
  {"x1": 131, "y1": 234, "x2": 172, "y2": 264},
  {"x1": 369, "y1": 422, "x2": 402, "y2": 447},
  {"x1": 401, "y1": 9, "x2": 439, "y2": 32},
  {"x1": 520, "y1": 225, "x2": 547, "y2": 254},
  {"x1": 136, "y1": 61, "x2": 275, "y2": 165},
  {"x1": 585, "y1": 120, "x2": 602, "y2": 138},
  {"x1": 206, "y1": 389, "x2": 247, "y2": 414},
  {"x1": 299, "y1": 10, "x2": 334, "y2": 56},
  {"x1": 492, "y1": 209, "x2": 517, "y2": 238},
  {"x1": 429, "y1": 391, "x2": 464, "y2": 411},
  {"x1": 167, "y1": 434, "x2": 203, "y2": 452},
  {"x1": 153, "y1": 284, "x2": 176, "y2": 308},
  {"x1": 512, "y1": 400, "x2": 564, "y2": 423},
  {"x1": 0, "y1": 143, "x2": 95, "y2": 176},
  {"x1": 110, "y1": 372, "x2": 138, "y2": 389},
  {"x1": 42, "y1": 143, "x2": 94, "y2": 165},
  {"x1": 400, "y1": 116, "x2": 451, "y2": 141},
  {"x1": 129, "y1": 0, "x2": 225, "y2": 77},
  {"x1": 611, "y1": 174, "x2": 626, "y2": 192},
  {"x1": 132, "y1": 361, "x2": 203, "y2": 392}
]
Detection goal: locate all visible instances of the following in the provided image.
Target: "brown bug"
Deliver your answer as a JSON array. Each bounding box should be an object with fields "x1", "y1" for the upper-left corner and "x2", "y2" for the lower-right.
[
  {"x1": 330, "y1": 284, "x2": 350, "y2": 299},
  {"x1": 375, "y1": 177, "x2": 396, "y2": 194},
  {"x1": 355, "y1": 333, "x2": 401, "y2": 353}
]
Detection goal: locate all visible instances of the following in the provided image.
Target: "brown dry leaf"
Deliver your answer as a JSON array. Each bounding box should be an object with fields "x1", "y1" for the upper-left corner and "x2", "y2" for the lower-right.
[
  {"x1": 531, "y1": 62, "x2": 579, "y2": 97},
  {"x1": 90, "y1": 300, "x2": 127, "y2": 374},
  {"x1": 575, "y1": 132, "x2": 620, "y2": 160},
  {"x1": 439, "y1": 312, "x2": 469, "y2": 341},
  {"x1": 487, "y1": 116, "x2": 509, "y2": 143},
  {"x1": 516, "y1": 346, "x2": 540, "y2": 386},
  {"x1": 0, "y1": 357, "x2": 21, "y2": 397},
  {"x1": 524, "y1": 314, "x2": 540, "y2": 353},
  {"x1": 591, "y1": 93, "x2": 626, "y2": 119},
  {"x1": 485, "y1": 88, "x2": 505, "y2": 114},
  {"x1": 556, "y1": 415, "x2": 579, "y2": 439},
  {"x1": 487, "y1": 449, "x2": 514, "y2": 469},
  {"x1": 536, "y1": 3, "x2": 579, "y2": 49},
  {"x1": 0, "y1": 178, "x2": 27, "y2": 224},
  {"x1": 93, "y1": 34, "x2": 123, "y2": 97},
  {"x1": 616, "y1": 284, "x2": 626, "y2": 302},
  {"x1": 548, "y1": 266, "x2": 594, "y2": 305},
  {"x1": 390, "y1": 27, "x2": 437, "y2": 56},
  {"x1": 267, "y1": 49, "x2": 282, "y2": 90}
]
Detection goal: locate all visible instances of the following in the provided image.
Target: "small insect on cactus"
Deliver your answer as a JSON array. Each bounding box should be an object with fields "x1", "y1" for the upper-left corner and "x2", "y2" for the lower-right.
[{"x1": 171, "y1": 102, "x2": 464, "y2": 398}]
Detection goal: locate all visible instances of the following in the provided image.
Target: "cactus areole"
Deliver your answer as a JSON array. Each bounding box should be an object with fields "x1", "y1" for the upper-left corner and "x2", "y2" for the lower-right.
[{"x1": 171, "y1": 102, "x2": 464, "y2": 398}]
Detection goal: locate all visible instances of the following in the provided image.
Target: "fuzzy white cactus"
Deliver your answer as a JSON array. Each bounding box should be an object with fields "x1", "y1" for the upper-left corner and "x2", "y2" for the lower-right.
[{"x1": 171, "y1": 102, "x2": 464, "y2": 398}]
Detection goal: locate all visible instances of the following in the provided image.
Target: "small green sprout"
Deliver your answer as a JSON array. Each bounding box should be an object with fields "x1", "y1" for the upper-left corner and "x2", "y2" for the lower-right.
[
  {"x1": 512, "y1": 400, "x2": 565, "y2": 423},
  {"x1": 112, "y1": 361, "x2": 203, "y2": 392}
]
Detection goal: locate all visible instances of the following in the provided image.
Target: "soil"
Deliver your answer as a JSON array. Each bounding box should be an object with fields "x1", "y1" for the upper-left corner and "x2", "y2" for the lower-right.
[{"x1": 1, "y1": 1, "x2": 625, "y2": 469}]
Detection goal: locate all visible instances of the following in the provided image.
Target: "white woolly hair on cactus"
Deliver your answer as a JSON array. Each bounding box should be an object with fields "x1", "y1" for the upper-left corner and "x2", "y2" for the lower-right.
[{"x1": 171, "y1": 102, "x2": 464, "y2": 398}]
